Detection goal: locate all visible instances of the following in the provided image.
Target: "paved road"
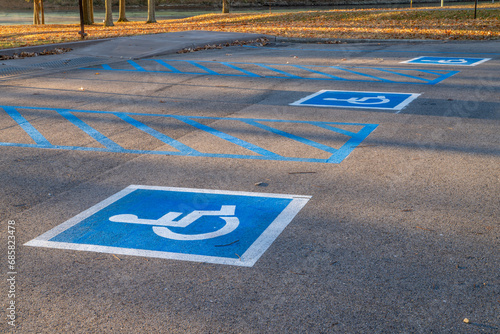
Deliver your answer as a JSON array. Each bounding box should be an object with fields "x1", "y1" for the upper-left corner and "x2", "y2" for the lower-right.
[{"x1": 1, "y1": 32, "x2": 499, "y2": 333}]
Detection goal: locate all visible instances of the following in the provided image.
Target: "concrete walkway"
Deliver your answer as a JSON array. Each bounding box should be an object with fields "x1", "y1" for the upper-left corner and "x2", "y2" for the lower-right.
[
  {"x1": 0, "y1": 30, "x2": 268, "y2": 78},
  {"x1": 0, "y1": 30, "x2": 268, "y2": 61}
]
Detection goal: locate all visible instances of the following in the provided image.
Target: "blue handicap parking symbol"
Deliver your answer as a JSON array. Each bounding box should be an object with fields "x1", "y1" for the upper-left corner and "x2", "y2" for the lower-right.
[
  {"x1": 402, "y1": 56, "x2": 491, "y2": 66},
  {"x1": 291, "y1": 90, "x2": 420, "y2": 112},
  {"x1": 25, "y1": 186, "x2": 310, "y2": 267}
]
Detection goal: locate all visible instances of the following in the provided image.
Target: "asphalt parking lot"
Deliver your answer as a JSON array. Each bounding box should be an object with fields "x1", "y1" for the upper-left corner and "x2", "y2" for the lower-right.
[{"x1": 1, "y1": 32, "x2": 499, "y2": 333}]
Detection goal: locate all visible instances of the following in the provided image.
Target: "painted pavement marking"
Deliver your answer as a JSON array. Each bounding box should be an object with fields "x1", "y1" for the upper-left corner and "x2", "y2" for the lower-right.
[
  {"x1": 242, "y1": 45, "x2": 500, "y2": 55},
  {"x1": 0, "y1": 105, "x2": 378, "y2": 164},
  {"x1": 25, "y1": 185, "x2": 311, "y2": 267},
  {"x1": 291, "y1": 90, "x2": 420, "y2": 113},
  {"x1": 82, "y1": 59, "x2": 459, "y2": 85},
  {"x1": 401, "y1": 56, "x2": 491, "y2": 66}
]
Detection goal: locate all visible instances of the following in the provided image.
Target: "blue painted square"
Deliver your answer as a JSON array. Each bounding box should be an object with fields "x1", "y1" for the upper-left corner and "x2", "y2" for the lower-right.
[
  {"x1": 25, "y1": 186, "x2": 310, "y2": 267},
  {"x1": 291, "y1": 90, "x2": 420, "y2": 111},
  {"x1": 402, "y1": 56, "x2": 491, "y2": 66}
]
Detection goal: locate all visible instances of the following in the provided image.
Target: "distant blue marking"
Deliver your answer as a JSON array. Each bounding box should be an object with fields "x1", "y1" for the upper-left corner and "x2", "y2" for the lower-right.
[
  {"x1": 255, "y1": 64, "x2": 302, "y2": 78},
  {"x1": 114, "y1": 113, "x2": 198, "y2": 154},
  {"x1": 219, "y1": 62, "x2": 261, "y2": 77},
  {"x1": 313, "y1": 123, "x2": 357, "y2": 138},
  {"x1": 185, "y1": 60, "x2": 219, "y2": 75},
  {"x1": 1, "y1": 106, "x2": 51, "y2": 146},
  {"x1": 0, "y1": 142, "x2": 184, "y2": 155},
  {"x1": 413, "y1": 69, "x2": 461, "y2": 83},
  {"x1": 414, "y1": 68, "x2": 451, "y2": 76},
  {"x1": 403, "y1": 56, "x2": 491, "y2": 66},
  {"x1": 292, "y1": 65, "x2": 348, "y2": 80},
  {"x1": 242, "y1": 120, "x2": 337, "y2": 154},
  {"x1": 330, "y1": 66, "x2": 393, "y2": 82},
  {"x1": 336, "y1": 66, "x2": 457, "y2": 85},
  {"x1": 85, "y1": 60, "x2": 458, "y2": 85},
  {"x1": 127, "y1": 60, "x2": 147, "y2": 72},
  {"x1": 242, "y1": 45, "x2": 500, "y2": 55},
  {"x1": 373, "y1": 68, "x2": 432, "y2": 83},
  {"x1": 424, "y1": 70, "x2": 459, "y2": 84},
  {"x1": 153, "y1": 60, "x2": 181, "y2": 73},
  {"x1": 56, "y1": 109, "x2": 123, "y2": 151},
  {"x1": 327, "y1": 124, "x2": 378, "y2": 163},
  {"x1": 291, "y1": 90, "x2": 420, "y2": 111},
  {"x1": 172, "y1": 115, "x2": 281, "y2": 158},
  {"x1": 0, "y1": 105, "x2": 378, "y2": 164}
]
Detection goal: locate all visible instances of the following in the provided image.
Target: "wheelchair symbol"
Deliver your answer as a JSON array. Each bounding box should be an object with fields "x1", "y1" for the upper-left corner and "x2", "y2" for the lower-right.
[
  {"x1": 324, "y1": 96, "x2": 390, "y2": 105},
  {"x1": 109, "y1": 205, "x2": 239, "y2": 241},
  {"x1": 422, "y1": 59, "x2": 467, "y2": 64}
]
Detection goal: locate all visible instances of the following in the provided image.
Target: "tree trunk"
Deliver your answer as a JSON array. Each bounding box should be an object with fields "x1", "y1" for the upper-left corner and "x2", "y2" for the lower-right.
[
  {"x1": 89, "y1": 0, "x2": 94, "y2": 24},
  {"x1": 104, "y1": 0, "x2": 114, "y2": 26},
  {"x1": 82, "y1": 0, "x2": 91, "y2": 25},
  {"x1": 118, "y1": 0, "x2": 128, "y2": 22},
  {"x1": 146, "y1": 0, "x2": 156, "y2": 23},
  {"x1": 222, "y1": 0, "x2": 230, "y2": 13},
  {"x1": 40, "y1": 0, "x2": 45, "y2": 24},
  {"x1": 33, "y1": 0, "x2": 40, "y2": 25},
  {"x1": 83, "y1": 0, "x2": 94, "y2": 25}
]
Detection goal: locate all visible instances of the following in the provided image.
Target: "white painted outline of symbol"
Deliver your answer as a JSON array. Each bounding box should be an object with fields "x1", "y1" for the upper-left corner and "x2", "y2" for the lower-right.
[
  {"x1": 422, "y1": 59, "x2": 468, "y2": 64},
  {"x1": 324, "y1": 96, "x2": 390, "y2": 105},
  {"x1": 109, "y1": 205, "x2": 239, "y2": 241}
]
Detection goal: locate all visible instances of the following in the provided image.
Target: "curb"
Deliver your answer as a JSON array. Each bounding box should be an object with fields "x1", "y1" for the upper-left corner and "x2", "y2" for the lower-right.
[
  {"x1": 0, "y1": 33, "x2": 269, "y2": 60},
  {"x1": 272, "y1": 37, "x2": 449, "y2": 44},
  {"x1": 1, "y1": 33, "x2": 453, "y2": 57},
  {"x1": 0, "y1": 38, "x2": 111, "y2": 56},
  {"x1": 137, "y1": 34, "x2": 270, "y2": 59}
]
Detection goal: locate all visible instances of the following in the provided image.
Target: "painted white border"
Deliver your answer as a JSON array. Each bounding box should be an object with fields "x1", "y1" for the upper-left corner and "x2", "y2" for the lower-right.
[
  {"x1": 401, "y1": 56, "x2": 492, "y2": 66},
  {"x1": 25, "y1": 185, "x2": 311, "y2": 267},
  {"x1": 290, "y1": 89, "x2": 421, "y2": 112}
]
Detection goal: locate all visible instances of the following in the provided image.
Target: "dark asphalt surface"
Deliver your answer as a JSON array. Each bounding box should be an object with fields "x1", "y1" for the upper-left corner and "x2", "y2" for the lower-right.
[{"x1": 0, "y1": 32, "x2": 499, "y2": 333}]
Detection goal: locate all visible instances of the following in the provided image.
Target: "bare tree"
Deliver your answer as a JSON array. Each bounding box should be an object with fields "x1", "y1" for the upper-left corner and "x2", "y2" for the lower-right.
[
  {"x1": 104, "y1": 0, "x2": 114, "y2": 26},
  {"x1": 118, "y1": 0, "x2": 129, "y2": 22},
  {"x1": 147, "y1": 0, "x2": 156, "y2": 23}
]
